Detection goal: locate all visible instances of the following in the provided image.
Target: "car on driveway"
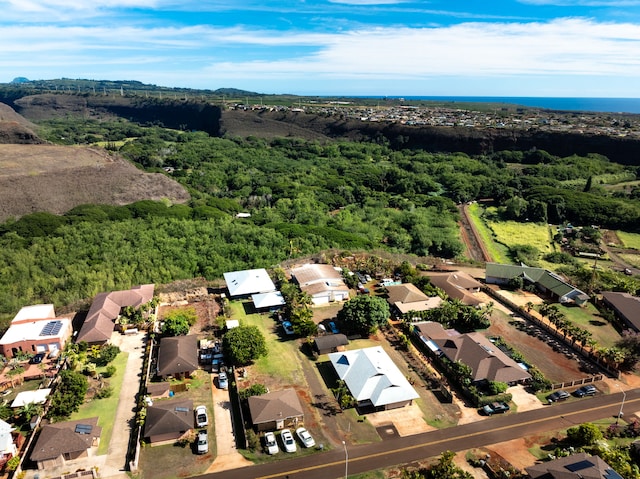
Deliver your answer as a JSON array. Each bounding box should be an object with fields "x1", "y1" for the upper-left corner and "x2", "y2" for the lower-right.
[
  {"x1": 194, "y1": 405, "x2": 208, "y2": 427},
  {"x1": 547, "y1": 390, "x2": 570, "y2": 402},
  {"x1": 264, "y1": 431, "x2": 279, "y2": 454},
  {"x1": 30, "y1": 353, "x2": 46, "y2": 364},
  {"x1": 295, "y1": 427, "x2": 315, "y2": 448},
  {"x1": 280, "y1": 429, "x2": 296, "y2": 453},
  {"x1": 196, "y1": 430, "x2": 208, "y2": 454},
  {"x1": 482, "y1": 402, "x2": 510, "y2": 416},
  {"x1": 574, "y1": 385, "x2": 597, "y2": 397},
  {"x1": 282, "y1": 321, "x2": 295, "y2": 335},
  {"x1": 218, "y1": 371, "x2": 228, "y2": 390},
  {"x1": 328, "y1": 321, "x2": 339, "y2": 334}
]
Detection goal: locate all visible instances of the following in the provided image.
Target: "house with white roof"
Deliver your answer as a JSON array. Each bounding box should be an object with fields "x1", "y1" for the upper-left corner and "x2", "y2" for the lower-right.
[
  {"x1": 223, "y1": 269, "x2": 276, "y2": 297},
  {"x1": 328, "y1": 346, "x2": 418, "y2": 411},
  {"x1": 0, "y1": 419, "x2": 17, "y2": 467},
  {"x1": 0, "y1": 304, "x2": 72, "y2": 359}
]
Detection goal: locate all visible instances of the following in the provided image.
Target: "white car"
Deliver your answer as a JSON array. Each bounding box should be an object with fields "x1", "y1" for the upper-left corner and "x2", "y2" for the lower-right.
[
  {"x1": 264, "y1": 431, "x2": 279, "y2": 455},
  {"x1": 295, "y1": 427, "x2": 315, "y2": 448},
  {"x1": 194, "y1": 405, "x2": 208, "y2": 427},
  {"x1": 280, "y1": 428, "x2": 296, "y2": 453},
  {"x1": 196, "y1": 430, "x2": 208, "y2": 454},
  {"x1": 218, "y1": 371, "x2": 228, "y2": 390}
]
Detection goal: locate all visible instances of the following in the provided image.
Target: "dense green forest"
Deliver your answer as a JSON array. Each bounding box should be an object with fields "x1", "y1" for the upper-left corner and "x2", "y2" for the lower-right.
[{"x1": 1, "y1": 116, "x2": 639, "y2": 325}]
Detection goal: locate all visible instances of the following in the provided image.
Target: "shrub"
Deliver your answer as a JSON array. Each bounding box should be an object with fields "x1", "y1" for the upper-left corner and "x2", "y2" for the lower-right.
[{"x1": 103, "y1": 365, "x2": 117, "y2": 378}]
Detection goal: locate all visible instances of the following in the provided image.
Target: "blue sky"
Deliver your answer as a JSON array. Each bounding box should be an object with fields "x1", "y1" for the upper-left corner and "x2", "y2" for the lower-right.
[{"x1": 2, "y1": 0, "x2": 640, "y2": 97}]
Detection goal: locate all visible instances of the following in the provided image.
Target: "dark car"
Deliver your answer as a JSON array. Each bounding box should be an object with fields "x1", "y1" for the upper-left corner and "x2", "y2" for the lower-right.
[
  {"x1": 574, "y1": 385, "x2": 597, "y2": 397},
  {"x1": 482, "y1": 401, "x2": 510, "y2": 416},
  {"x1": 30, "y1": 353, "x2": 46, "y2": 364},
  {"x1": 547, "y1": 390, "x2": 570, "y2": 402}
]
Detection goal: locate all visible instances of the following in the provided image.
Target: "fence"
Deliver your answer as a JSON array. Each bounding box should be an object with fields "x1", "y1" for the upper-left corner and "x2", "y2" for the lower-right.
[{"x1": 481, "y1": 286, "x2": 618, "y2": 379}]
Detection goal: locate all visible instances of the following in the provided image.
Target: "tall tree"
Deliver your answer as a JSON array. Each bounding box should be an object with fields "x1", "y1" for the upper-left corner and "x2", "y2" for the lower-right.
[{"x1": 337, "y1": 295, "x2": 390, "y2": 336}]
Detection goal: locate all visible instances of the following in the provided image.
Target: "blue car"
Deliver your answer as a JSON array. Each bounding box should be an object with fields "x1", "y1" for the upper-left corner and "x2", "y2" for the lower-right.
[
  {"x1": 328, "y1": 321, "x2": 339, "y2": 334},
  {"x1": 282, "y1": 321, "x2": 295, "y2": 335}
]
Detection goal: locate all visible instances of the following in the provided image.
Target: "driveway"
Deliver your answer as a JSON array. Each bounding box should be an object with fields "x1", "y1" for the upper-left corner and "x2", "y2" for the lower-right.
[{"x1": 206, "y1": 374, "x2": 252, "y2": 473}]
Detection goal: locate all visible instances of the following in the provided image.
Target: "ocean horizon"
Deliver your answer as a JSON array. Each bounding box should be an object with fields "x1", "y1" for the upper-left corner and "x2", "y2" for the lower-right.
[{"x1": 359, "y1": 96, "x2": 640, "y2": 114}]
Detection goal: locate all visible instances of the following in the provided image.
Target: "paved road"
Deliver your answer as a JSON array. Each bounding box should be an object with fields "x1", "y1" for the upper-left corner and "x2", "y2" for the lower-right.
[{"x1": 197, "y1": 389, "x2": 640, "y2": 479}]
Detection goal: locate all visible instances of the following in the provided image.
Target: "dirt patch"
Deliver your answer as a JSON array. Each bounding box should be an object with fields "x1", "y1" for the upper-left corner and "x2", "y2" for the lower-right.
[{"x1": 0, "y1": 145, "x2": 190, "y2": 221}]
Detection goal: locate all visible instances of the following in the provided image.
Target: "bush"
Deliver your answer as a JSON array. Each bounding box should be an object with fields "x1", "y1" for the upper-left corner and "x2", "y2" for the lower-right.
[{"x1": 103, "y1": 365, "x2": 117, "y2": 378}]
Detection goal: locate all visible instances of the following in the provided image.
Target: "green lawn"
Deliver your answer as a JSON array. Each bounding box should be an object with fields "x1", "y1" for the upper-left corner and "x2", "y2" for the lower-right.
[
  {"x1": 69, "y1": 352, "x2": 129, "y2": 454},
  {"x1": 617, "y1": 231, "x2": 640, "y2": 250},
  {"x1": 488, "y1": 220, "x2": 555, "y2": 257},
  {"x1": 556, "y1": 303, "x2": 620, "y2": 349},
  {"x1": 618, "y1": 253, "x2": 640, "y2": 268},
  {"x1": 228, "y1": 301, "x2": 302, "y2": 383}
]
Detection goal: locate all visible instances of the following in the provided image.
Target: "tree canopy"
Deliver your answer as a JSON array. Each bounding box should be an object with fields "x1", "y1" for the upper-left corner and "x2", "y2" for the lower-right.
[
  {"x1": 222, "y1": 325, "x2": 268, "y2": 366},
  {"x1": 337, "y1": 295, "x2": 390, "y2": 336}
]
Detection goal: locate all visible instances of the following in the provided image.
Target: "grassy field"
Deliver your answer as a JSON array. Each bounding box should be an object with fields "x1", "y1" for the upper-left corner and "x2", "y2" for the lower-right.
[
  {"x1": 228, "y1": 300, "x2": 302, "y2": 384},
  {"x1": 617, "y1": 231, "x2": 640, "y2": 250},
  {"x1": 466, "y1": 203, "x2": 510, "y2": 263},
  {"x1": 488, "y1": 220, "x2": 555, "y2": 257},
  {"x1": 69, "y1": 352, "x2": 129, "y2": 455},
  {"x1": 555, "y1": 303, "x2": 619, "y2": 349},
  {"x1": 618, "y1": 253, "x2": 640, "y2": 268}
]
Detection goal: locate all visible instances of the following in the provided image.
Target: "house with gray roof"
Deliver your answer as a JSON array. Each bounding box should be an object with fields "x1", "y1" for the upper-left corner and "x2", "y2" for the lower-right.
[
  {"x1": 313, "y1": 334, "x2": 349, "y2": 355},
  {"x1": 601, "y1": 291, "x2": 640, "y2": 332},
  {"x1": 485, "y1": 263, "x2": 588, "y2": 305},
  {"x1": 328, "y1": 346, "x2": 419, "y2": 412},
  {"x1": 247, "y1": 388, "x2": 304, "y2": 432},
  {"x1": 30, "y1": 417, "x2": 101, "y2": 470}
]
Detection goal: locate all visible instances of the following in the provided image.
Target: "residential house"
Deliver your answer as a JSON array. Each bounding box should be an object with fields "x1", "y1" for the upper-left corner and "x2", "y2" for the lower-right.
[
  {"x1": 427, "y1": 271, "x2": 484, "y2": 307},
  {"x1": 385, "y1": 283, "x2": 443, "y2": 318},
  {"x1": 290, "y1": 264, "x2": 350, "y2": 305},
  {"x1": 248, "y1": 389, "x2": 304, "y2": 432},
  {"x1": 223, "y1": 269, "x2": 276, "y2": 298},
  {"x1": 526, "y1": 452, "x2": 623, "y2": 479},
  {"x1": 313, "y1": 334, "x2": 349, "y2": 355},
  {"x1": 251, "y1": 291, "x2": 286, "y2": 311},
  {"x1": 485, "y1": 263, "x2": 589, "y2": 305},
  {"x1": 0, "y1": 304, "x2": 72, "y2": 359},
  {"x1": 76, "y1": 284, "x2": 155, "y2": 346},
  {"x1": 144, "y1": 399, "x2": 194, "y2": 444},
  {"x1": 30, "y1": 417, "x2": 101, "y2": 470},
  {"x1": 413, "y1": 322, "x2": 531, "y2": 385},
  {"x1": 601, "y1": 292, "x2": 640, "y2": 332},
  {"x1": 328, "y1": 346, "x2": 419, "y2": 411},
  {"x1": 0, "y1": 420, "x2": 17, "y2": 470},
  {"x1": 156, "y1": 335, "x2": 199, "y2": 380}
]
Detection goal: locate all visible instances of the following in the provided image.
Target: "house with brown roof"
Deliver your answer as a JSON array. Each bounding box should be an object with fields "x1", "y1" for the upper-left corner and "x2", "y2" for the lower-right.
[
  {"x1": 144, "y1": 399, "x2": 193, "y2": 444},
  {"x1": 247, "y1": 389, "x2": 304, "y2": 432},
  {"x1": 76, "y1": 284, "x2": 154, "y2": 345},
  {"x1": 526, "y1": 452, "x2": 623, "y2": 479},
  {"x1": 427, "y1": 271, "x2": 484, "y2": 307},
  {"x1": 413, "y1": 322, "x2": 531, "y2": 385},
  {"x1": 290, "y1": 264, "x2": 350, "y2": 305},
  {"x1": 30, "y1": 417, "x2": 101, "y2": 470},
  {"x1": 0, "y1": 304, "x2": 72, "y2": 359},
  {"x1": 601, "y1": 291, "x2": 640, "y2": 332},
  {"x1": 156, "y1": 335, "x2": 199, "y2": 379},
  {"x1": 385, "y1": 283, "x2": 443, "y2": 318}
]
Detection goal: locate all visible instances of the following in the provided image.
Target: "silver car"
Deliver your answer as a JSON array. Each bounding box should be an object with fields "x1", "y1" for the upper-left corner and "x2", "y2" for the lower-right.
[{"x1": 196, "y1": 430, "x2": 208, "y2": 454}]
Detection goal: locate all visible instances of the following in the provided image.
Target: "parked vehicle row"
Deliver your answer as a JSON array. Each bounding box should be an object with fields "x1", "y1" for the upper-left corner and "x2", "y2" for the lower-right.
[{"x1": 264, "y1": 427, "x2": 316, "y2": 454}]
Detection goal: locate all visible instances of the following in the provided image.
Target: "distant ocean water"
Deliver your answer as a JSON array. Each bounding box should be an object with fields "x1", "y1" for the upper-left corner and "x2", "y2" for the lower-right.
[{"x1": 374, "y1": 96, "x2": 640, "y2": 114}]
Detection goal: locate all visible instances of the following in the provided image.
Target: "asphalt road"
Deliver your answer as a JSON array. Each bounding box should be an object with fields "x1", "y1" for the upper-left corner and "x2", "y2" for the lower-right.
[{"x1": 201, "y1": 389, "x2": 640, "y2": 479}]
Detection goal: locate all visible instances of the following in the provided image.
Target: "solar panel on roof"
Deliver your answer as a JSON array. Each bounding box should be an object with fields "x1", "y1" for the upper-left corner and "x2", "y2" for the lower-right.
[
  {"x1": 75, "y1": 424, "x2": 93, "y2": 435},
  {"x1": 175, "y1": 407, "x2": 189, "y2": 413},
  {"x1": 40, "y1": 320, "x2": 62, "y2": 336},
  {"x1": 565, "y1": 460, "x2": 595, "y2": 472}
]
